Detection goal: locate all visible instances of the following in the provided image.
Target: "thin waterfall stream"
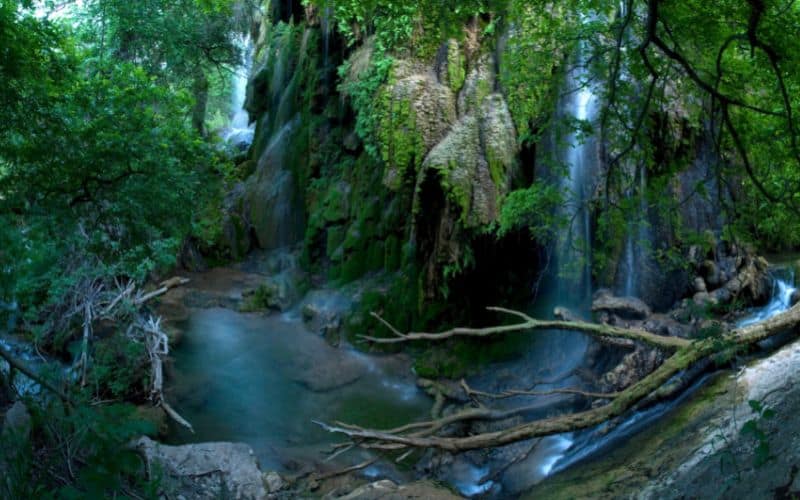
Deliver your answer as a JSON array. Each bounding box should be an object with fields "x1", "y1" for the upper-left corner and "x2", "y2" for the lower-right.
[{"x1": 222, "y1": 33, "x2": 256, "y2": 148}]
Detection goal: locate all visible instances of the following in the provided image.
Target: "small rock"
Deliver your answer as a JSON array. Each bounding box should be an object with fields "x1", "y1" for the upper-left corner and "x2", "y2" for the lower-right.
[
  {"x1": 702, "y1": 260, "x2": 723, "y2": 288},
  {"x1": 693, "y1": 277, "x2": 707, "y2": 293},
  {"x1": 263, "y1": 471, "x2": 284, "y2": 494},
  {"x1": 692, "y1": 291, "x2": 712, "y2": 306},
  {"x1": 592, "y1": 289, "x2": 651, "y2": 320},
  {"x1": 554, "y1": 306, "x2": 580, "y2": 322}
]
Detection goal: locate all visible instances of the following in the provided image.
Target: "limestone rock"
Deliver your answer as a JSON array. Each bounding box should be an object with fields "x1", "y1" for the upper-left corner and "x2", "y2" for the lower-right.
[
  {"x1": 244, "y1": 116, "x2": 305, "y2": 250},
  {"x1": 242, "y1": 274, "x2": 298, "y2": 312},
  {"x1": 263, "y1": 471, "x2": 285, "y2": 494},
  {"x1": 415, "y1": 93, "x2": 518, "y2": 228},
  {"x1": 380, "y1": 72, "x2": 457, "y2": 190},
  {"x1": 458, "y1": 53, "x2": 495, "y2": 116},
  {"x1": 591, "y1": 289, "x2": 652, "y2": 320},
  {"x1": 135, "y1": 437, "x2": 268, "y2": 500},
  {"x1": 553, "y1": 307, "x2": 580, "y2": 322}
]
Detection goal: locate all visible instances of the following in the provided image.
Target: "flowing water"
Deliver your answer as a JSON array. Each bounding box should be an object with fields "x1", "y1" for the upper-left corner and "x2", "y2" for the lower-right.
[
  {"x1": 222, "y1": 34, "x2": 255, "y2": 148},
  {"x1": 546, "y1": 271, "x2": 798, "y2": 480},
  {"x1": 738, "y1": 274, "x2": 797, "y2": 327},
  {"x1": 165, "y1": 307, "x2": 431, "y2": 472}
]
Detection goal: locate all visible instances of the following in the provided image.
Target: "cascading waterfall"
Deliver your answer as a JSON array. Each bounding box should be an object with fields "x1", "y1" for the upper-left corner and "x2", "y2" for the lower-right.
[
  {"x1": 738, "y1": 271, "x2": 797, "y2": 327},
  {"x1": 550, "y1": 268, "x2": 799, "y2": 477},
  {"x1": 622, "y1": 165, "x2": 650, "y2": 297},
  {"x1": 556, "y1": 38, "x2": 599, "y2": 306},
  {"x1": 223, "y1": 33, "x2": 256, "y2": 148}
]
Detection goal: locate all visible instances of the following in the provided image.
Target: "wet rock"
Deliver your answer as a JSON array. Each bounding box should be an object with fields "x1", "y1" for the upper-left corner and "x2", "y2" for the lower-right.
[
  {"x1": 135, "y1": 437, "x2": 268, "y2": 499},
  {"x1": 263, "y1": 471, "x2": 285, "y2": 494},
  {"x1": 600, "y1": 346, "x2": 665, "y2": 392},
  {"x1": 289, "y1": 351, "x2": 366, "y2": 392},
  {"x1": 380, "y1": 71, "x2": 457, "y2": 190},
  {"x1": 591, "y1": 289, "x2": 651, "y2": 320},
  {"x1": 701, "y1": 260, "x2": 723, "y2": 288},
  {"x1": 458, "y1": 53, "x2": 495, "y2": 115},
  {"x1": 791, "y1": 289, "x2": 800, "y2": 306},
  {"x1": 642, "y1": 314, "x2": 691, "y2": 338},
  {"x1": 299, "y1": 289, "x2": 352, "y2": 341},
  {"x1": 242, "y1": 266, "x2": 304, "y2": 313},
  {"x1": 693, "y1": 277, "x2": 707, "y2": 293},
  {"x1": 553, "y1": 307, "x2": 580, "y2": 322}
]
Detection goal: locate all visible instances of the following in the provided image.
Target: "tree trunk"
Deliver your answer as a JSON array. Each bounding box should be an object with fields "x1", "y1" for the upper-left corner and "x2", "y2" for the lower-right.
[{"x1": 192, "y1": 68, "x2": 209, "y2": 137}]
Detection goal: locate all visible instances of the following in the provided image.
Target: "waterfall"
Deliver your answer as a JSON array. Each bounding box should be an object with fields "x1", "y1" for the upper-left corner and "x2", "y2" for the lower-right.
[
  {"x1": 622, "y1": 165, "x2": 650, "y2": 297},
  {"x1": 738, "y1": 272, "x2": 797, "y2": 327},
  {"x1": 556, "y1": 38, "x2": 599, "y2": 306},
  {"x1": 223, "y1": 33, "x2": 256, "y2": 149}
]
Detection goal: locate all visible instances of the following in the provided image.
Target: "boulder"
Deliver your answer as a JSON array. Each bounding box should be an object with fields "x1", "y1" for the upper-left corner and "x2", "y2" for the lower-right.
[
  {"x1": 135, "y1": 437, "x2": 270, "y2": 500},
  {"x1": 591, "y1": 289, "x2": 651, "y2": 320},
  {"x1": 693, "y1": 277, "x2": 707, "y2": 293},
  {"x1": 600, "y1": 346, "x2": 665, "y2": 392}
]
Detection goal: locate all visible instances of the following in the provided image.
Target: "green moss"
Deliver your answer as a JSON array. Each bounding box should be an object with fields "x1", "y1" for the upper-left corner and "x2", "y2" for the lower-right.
[
  {"x1": 239, "y1": 283, "x2": 275, "y2": 312},
  {"x1": 384, "y1": 235, "x2": 402, "y2": 271},
  {"x1": 343, "y1": 223, "x2": 362, "y2": 251},
  {"x1": 445, "y1": 39, "x2": 465, "y2": 92},
  {"x1": 341, "y1": 249, "x2": 368, "y2": 282},
  {"x1": 366, "y1": 240, "x2": 385, "y2": 271},
  {"x1": 322, "y1": 184, "x2": 349, "y2": 223},
  {"x1": 326, "y1": 225, "x2": 346, "y2": 258},
  {"x1": 378, "y1": 88, "x2": 426, "y2": 190}
]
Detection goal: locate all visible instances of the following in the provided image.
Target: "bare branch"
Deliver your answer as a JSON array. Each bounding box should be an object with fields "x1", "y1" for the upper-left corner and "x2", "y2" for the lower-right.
[{"x1": 360, "y1": 308, "x2": 690, "y2": 351}]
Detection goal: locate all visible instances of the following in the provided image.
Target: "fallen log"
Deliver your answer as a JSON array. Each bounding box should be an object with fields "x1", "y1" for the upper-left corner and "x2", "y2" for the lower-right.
[{"x1": 318, "y1": 303, "x2": 800, "y2": 452}]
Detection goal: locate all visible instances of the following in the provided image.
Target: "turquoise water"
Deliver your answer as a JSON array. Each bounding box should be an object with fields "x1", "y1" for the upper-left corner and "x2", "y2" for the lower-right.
[{"x1": 165, "y1": 307, "x2": 431, "y2": 471}]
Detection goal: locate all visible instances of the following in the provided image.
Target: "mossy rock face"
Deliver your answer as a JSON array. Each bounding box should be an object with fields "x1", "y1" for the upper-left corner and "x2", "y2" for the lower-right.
[
  {"x1": 379, "y1": 72, "x2": 457, "y2": 191},
  {"x1": 458, "y1": 53, "x2": 496, "y2": 116},
  {"x1": 480, "y1": 93, "x2": 519, "y2": 189},
  {"x1": 325, "y1": 225, "x2": 346, "y2": 259},
  {"x1": 322, "y1": 182, "x2": 351, "y2": 223},
  {"x1": 414, "y1": 92, "x2": 519, "y2": 228},
  {"x1": 438, "y1": 39, "x2": 466, "y2": 93},
  {"x1": 366, "y1": 240, "x2": 386, "y2": 272},
  {"x1": 384, "y1": 235, "x2": 402, "y2": 271}
]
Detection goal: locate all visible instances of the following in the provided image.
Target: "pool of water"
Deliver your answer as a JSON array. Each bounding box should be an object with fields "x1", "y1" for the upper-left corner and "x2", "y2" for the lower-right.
[{"x1": 164, "y1": 307, "x2": 432, "y2": 471}]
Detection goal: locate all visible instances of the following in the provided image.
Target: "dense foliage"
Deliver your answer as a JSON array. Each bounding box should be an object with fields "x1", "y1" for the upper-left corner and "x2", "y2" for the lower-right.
[{"x1": 0, "y1": 0, "x2": 244, "y2": 494}]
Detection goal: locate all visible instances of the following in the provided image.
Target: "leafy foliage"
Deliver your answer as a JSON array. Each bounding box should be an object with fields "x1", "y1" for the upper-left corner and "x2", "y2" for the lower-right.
[{"x1": 1, "y1": 398, "x2": 159, "y2": 498}]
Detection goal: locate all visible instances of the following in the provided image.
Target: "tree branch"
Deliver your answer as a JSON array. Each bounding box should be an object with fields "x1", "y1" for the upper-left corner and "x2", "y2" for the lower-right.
[{"x1": 360, "y1": 307, "x2": 690, "y2": 351}]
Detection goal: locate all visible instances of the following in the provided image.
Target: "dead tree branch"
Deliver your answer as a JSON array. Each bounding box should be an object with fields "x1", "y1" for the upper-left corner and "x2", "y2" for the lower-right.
[
  {"x1": 320, "y1": 303, "x2": 800, "y2": 452},
  {"x1": 361, "y1": 307, "x2": 690, "y2": 350}
]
